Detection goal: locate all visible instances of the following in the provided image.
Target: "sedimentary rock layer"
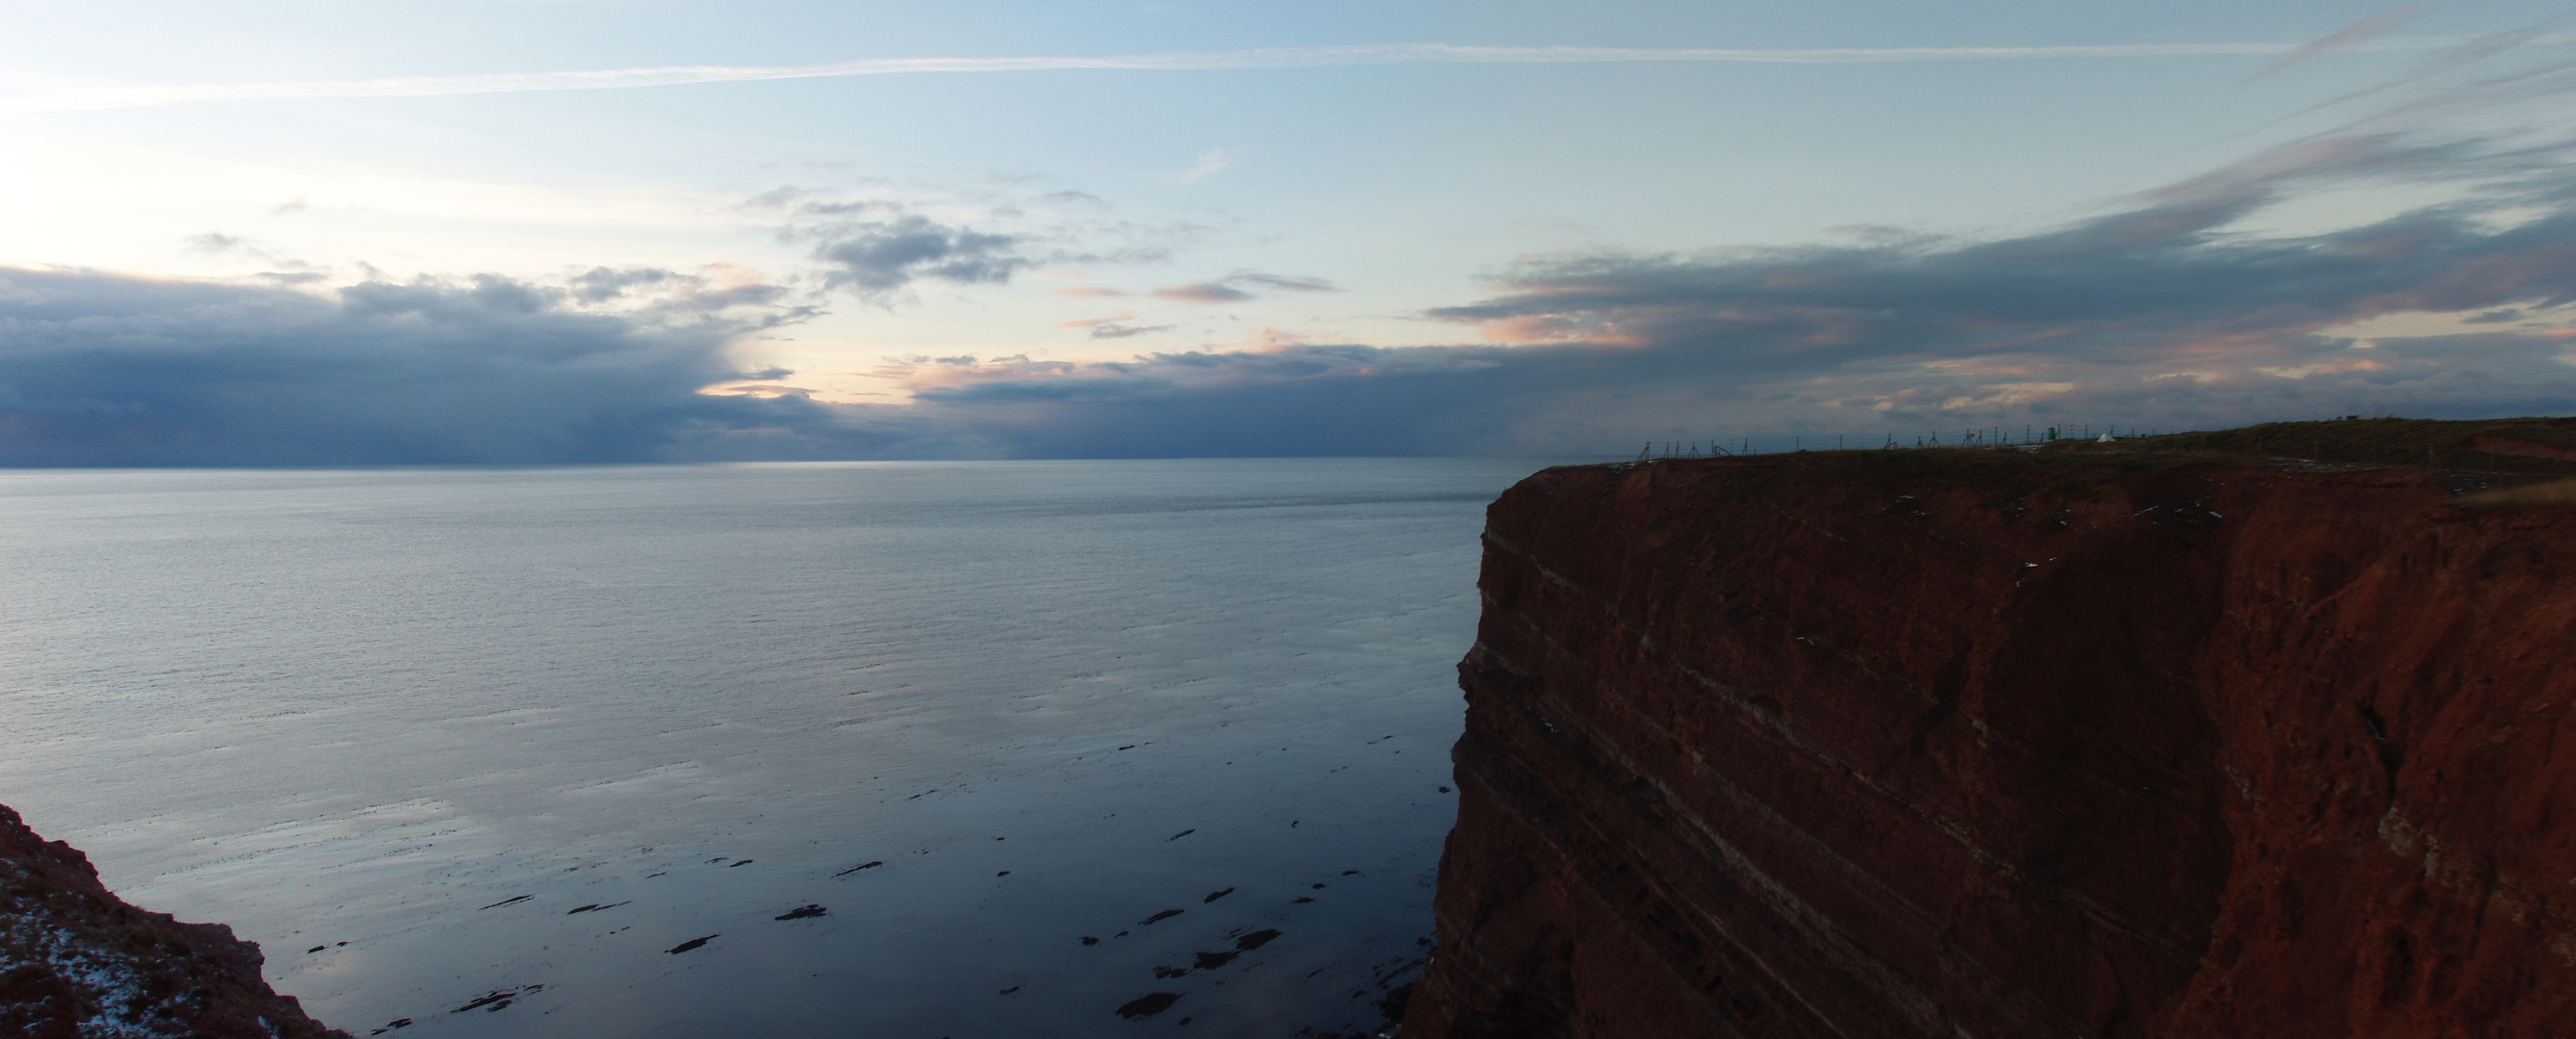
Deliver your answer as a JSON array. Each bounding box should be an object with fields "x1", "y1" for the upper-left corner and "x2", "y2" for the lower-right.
[
  {"x1": 1, "y1": 803, "x2": 347, "y2": 1038},
  {"x1": 1404, "y1": 453, "x2": 2576, "y2": 1038}
]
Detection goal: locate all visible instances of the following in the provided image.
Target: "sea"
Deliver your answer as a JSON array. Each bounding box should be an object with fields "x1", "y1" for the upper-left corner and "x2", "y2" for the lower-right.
[{"x1": 0, "y1": 458, "x2": 1555, "y2": 1038}]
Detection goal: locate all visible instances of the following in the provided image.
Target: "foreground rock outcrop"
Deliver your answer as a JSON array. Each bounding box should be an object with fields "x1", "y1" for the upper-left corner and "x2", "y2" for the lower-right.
[
  {"x1": 1, "y1": 803, "x2": 347, "y2": 1038},
  {"x1": 1406, "y1": 438, "x2": 2576, "y2": 1038}
]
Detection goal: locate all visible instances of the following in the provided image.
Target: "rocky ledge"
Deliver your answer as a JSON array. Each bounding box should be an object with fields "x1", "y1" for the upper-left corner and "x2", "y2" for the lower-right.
[
  {"x1": 1, "y1": 803, "x2": 347, "y2": 1038},
  {"x1": 1405, "y1": 422, "x2": 2576, "y2": 1038}
]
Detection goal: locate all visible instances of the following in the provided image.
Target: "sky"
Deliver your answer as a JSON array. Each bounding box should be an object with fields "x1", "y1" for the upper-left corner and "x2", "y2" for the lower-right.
[{"x1": 3, "y1": 0, "x2": 2575, "y2": 463}]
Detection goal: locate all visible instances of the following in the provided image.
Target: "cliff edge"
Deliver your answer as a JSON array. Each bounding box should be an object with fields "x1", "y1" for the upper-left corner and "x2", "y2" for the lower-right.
[
  {"x1": 1, "y1": 803, "x2": 348, "y2": 1038},
  {"x1": 1406, "y1": 426, "x2": 2576, "y2": 1038}
]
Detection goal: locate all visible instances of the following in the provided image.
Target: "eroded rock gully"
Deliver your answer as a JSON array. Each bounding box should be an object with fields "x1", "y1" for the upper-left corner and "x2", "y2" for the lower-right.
[
  {"x1": 1403, "y1": 454, "x2": 2576, "y2": 1039},
  {"x1": 1, "y1": 803, "x2": 348, "y2": 1038}
]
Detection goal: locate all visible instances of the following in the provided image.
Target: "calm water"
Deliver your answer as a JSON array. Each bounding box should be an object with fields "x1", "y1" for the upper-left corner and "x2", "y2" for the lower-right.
[{"x1": 0, "y1": 459, "x2": 1548, "y2": 1038}]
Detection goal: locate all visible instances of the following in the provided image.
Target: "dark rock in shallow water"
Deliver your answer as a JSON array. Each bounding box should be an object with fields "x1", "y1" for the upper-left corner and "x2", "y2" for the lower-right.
[
  {"x1": 1191, "y1": 928, "x2": 1283, "y2": 971},
  {"x1": 773, "y1": 904, "x2": 827, "y2": 921},
  {"x1": 0, "y1": 802, "x2": 351, "y2": 1038},
  {"x1": 666, "y1": 935, "x2": 719, "y2": 954},
  {"x1": 1115, "y1": 992, "x2": 1181, "y2": 1019},
  {"x1": 1376, "y1": 982, "x2": 1416, "y2": 1030}
]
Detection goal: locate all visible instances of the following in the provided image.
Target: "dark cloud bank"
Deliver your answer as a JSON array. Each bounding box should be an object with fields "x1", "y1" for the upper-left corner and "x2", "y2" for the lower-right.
[
  {"x1": 0, "y1": 268, "x2": 881, "y2": 466},
  {"x1": 10, "y1": 62, "x2": 2576, "y2": 464}
]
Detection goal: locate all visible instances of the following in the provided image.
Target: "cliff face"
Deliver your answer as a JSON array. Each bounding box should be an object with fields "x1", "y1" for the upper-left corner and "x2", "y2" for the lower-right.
[
  {"x1": 1, "y1": 804, "x2": 348, "y2": 1039},
  {"x1": 1404, "y1": 453, "x2": 2576, "y2": 1039}
]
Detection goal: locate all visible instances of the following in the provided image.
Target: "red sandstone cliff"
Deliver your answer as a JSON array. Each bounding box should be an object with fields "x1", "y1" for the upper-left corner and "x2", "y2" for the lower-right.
[
  {"x1": 1405, "y1": 447, "x2": 2576, "y2": 1039},
  {"x1": 0, "y1": 803, "x2": 348, "y2": 1038}
]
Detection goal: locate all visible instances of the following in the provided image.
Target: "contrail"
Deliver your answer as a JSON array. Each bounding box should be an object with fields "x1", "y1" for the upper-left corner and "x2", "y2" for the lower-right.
[{"x1": 0, "y1": 39, "x2": 2478, "y2": 113}]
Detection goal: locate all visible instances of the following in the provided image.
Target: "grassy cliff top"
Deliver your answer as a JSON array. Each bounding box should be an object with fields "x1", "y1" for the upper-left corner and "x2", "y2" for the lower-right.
[
  {"x1": 1572, "y1": 416, "x2": 2576, "y2": 498},
  {"x1": 2094, "y1": 415, "x2": 2576, "y2": 473}
]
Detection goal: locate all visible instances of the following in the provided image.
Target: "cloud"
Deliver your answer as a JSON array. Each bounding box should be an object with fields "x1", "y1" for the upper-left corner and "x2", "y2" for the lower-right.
[
  {"x1": 1161, "y1": 148, "x2": 1234, "y2": 184},
  {"x1": 2291, "y1": 22, "x2": 2561, "y2": 117},
  {"x1": 1036, "y1": 190, "x2": 1110, "y2": 210},
  {"x1": 1227, "y1": 272, "x2": 1339, "y2": 292},
  {"x1": 833, "y1": 102, "x2": 2576, "y2": 457},
  {"x1": 3, "y1": 39, "x2": 2507, "y2": 112},
  {"x1": 13, "y1": 26, "x2": 2576, "y2": 464},
  {"x1": 1052, "y1": 311, "x2": 1175, "y2": 339},
  {"x1": 1411, "y1": 191, "x2": 2576, "y2": 430},
  {"x1": 1056, "y1": 310, "x2": 1136, "y2": 328},
  {"x1": 1087, "y1": 323, "x2": 1174, "y2": 340},
  {"x1": 1391, "y1": 124, "x2": 2576, "y2": 428},
  {"x1": 178, "y1": 233, "x2": 338, "y2": 282},
  {"x1": 759, "y1": 190, "x2": 1195, "y2": 302},
  {"x1": 1152, "y1": 270, "x2": 1341, "y2": 303},
  {"x1": 34, "y1": 105, "x2": 2576, "y2": 465},
  {"x1": 1152, "y1": 281, "x2": 1252, "y2": 304},
  {"x1": 2246, "y1": 8, "x2": 2422, "y2": 81},
  {"x1": 19, "y1": 121, "x2": 2576, "y2": 467},
  {"x1": 560, "y1": 265, "x2": 798, "y2": 313},
  {"x1": 0, "y1": 267, "x2": 871, "y2": 466},
  {"x1": 803, "y1": 214, "x2": 1034, "y2": 296},
  {"x1": 569, "y1": 266, "x2": 676, "y2": 302}
]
